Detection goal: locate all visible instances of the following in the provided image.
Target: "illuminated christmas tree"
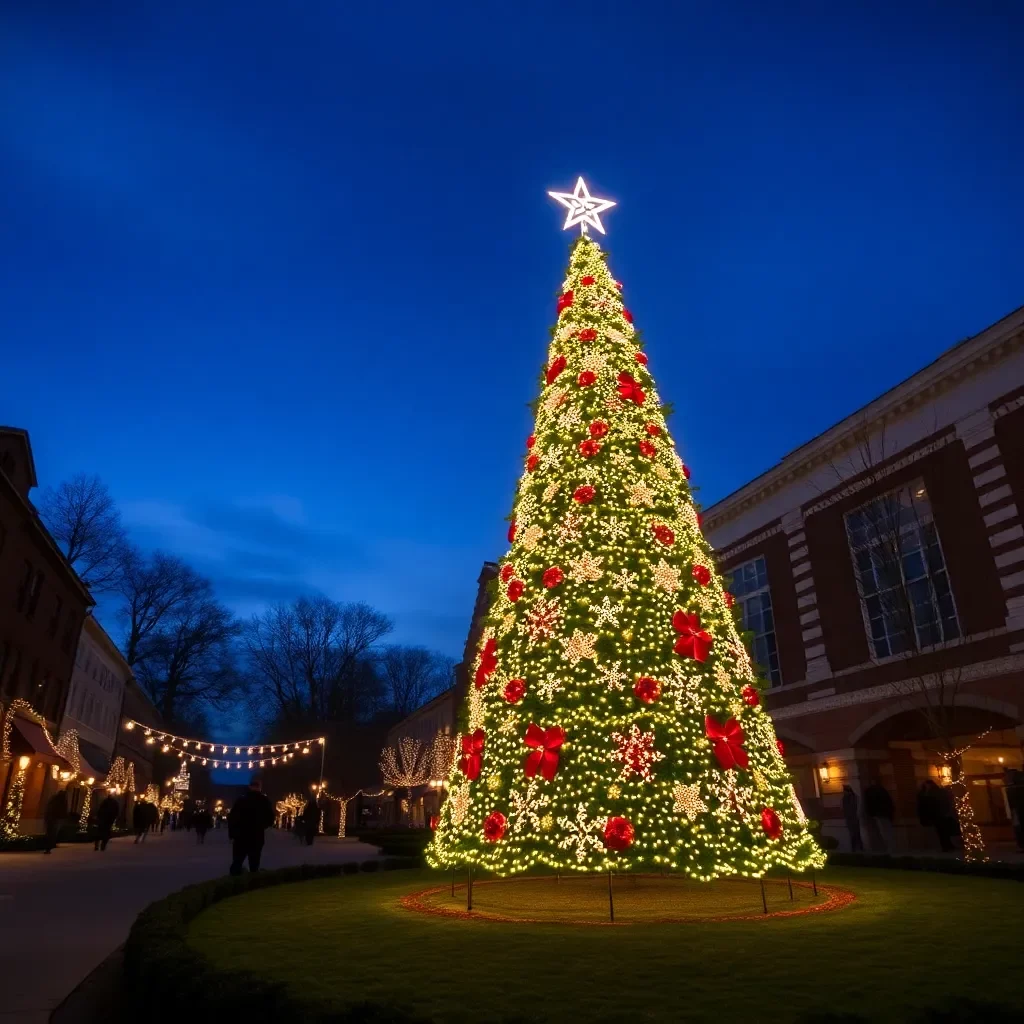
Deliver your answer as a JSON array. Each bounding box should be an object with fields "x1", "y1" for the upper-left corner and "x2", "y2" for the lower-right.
[{"x1": 428, "y1": 181, "x2": 825, "y2": 880}]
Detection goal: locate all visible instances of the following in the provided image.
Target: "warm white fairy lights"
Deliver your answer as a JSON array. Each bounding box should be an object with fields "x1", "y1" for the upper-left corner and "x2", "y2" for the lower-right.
[
  {"x1": 121, "y1": 718, "x2": 325, "y2": 771},
  {"x1": 426, "y1": 235, "x2": 826, "y2": 881}
]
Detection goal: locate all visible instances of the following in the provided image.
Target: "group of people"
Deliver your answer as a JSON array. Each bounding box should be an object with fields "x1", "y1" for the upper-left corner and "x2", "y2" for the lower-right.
[{"x1": 840, "y1": 773, "x2": 1024, "y2": 855}]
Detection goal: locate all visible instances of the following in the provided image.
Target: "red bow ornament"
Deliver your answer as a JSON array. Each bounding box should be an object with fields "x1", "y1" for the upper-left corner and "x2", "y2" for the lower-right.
[
  {"x1": 556, "y1": 290, "x2": 574, "y2": 314},
  {"x1": 672, "y1": 610, "x2": 713, "y2": 661},
  {"x1": 523, "y1": 723, "x2": 566, "y2": 781},
  {"x1": 546, "y1": 354, "x2": 567, "y2": 385},
  {"x1": 459, "y1": 729, "x2": 486, "y2": 781},
  {"x1": 617, "y1": 372, "x2": 646, "y2": 405},
  {"x1": 705, "y1": 715, "x2": 749, "y2": 771},
  {"x1": 474, "y1": 637, "x2": 498, "y2": 688}
]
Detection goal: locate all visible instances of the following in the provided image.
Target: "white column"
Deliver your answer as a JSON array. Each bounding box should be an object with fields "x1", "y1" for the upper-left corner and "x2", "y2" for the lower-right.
[{"x1": 782, "y1": 508, "x2": 832, "y2": 683}]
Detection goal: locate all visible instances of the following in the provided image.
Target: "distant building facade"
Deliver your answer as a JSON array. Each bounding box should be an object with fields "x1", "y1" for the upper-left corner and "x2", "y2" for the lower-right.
[
  {"x1": 382, "y1": 561, "x2": 498, "y2": 827},
  {"x1": 60, "y1": 616, "x2": 133, "y2": 819},
  {"x1": 0, "y1": 426, "x2": 94, "y2": 834},
  {"x1": 703, "y1": 306, "x2": 1024, "y2": 852}
]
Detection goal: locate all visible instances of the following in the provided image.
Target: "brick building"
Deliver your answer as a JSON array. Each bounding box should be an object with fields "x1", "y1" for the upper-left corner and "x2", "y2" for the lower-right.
[
  {"x1": 703, "y1": 306, "x2": 1024, "y2": 853},
  {"x1": 381, "y1": 561, "x2": 497, "y2": 827},
  {"x1": 0, "y1": 427, "x2": 94, "y2": 834}
]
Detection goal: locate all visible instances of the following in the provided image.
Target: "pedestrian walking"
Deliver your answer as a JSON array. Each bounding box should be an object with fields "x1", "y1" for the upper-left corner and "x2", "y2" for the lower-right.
[
  {"x1": 160, "y1": 810, "x2": 169, "y2": 833},
  {"x1": 841, "y1": 785, "x2": 863, "y2": 852},
  {"x1": 195, "y1": 806, "x2": 213, "y2": 844},
  {"x1": 918, "y1": 779, "x2": 957, "y2": 852},
  {"x1": 1005, "y1": 768, "x2": 1024, "y2": 851},
  {"x1": 228, "y1": 777, "x2": 274, "y2": 875},
  {"x1": 302, "y1": 798, "x2": 320, "y2": 847},
  {"x1": 864, "y1": 778, "x2": 895, "y2": 852},
  {"x1": 95, "y1": 792, "x2": 119, "y2": 851},
  {"x1": 43, "y1": 788, "x2": 68, "y2": 854},
  {"x1": 133, "y1": 800, "x2": 149, "y2": 844}
]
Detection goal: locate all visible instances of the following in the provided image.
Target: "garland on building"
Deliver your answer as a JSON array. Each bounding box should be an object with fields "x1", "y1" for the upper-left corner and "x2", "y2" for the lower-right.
[
  {"x1": 428, "y1": 224, "x2": 826, "y2": 880},
  {"x1": 0, "y1": 756, "x2": 30, "y2": 840}
]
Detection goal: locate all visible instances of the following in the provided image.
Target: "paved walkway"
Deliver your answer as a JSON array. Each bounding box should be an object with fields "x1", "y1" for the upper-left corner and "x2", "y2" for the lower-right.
[{"x1": 0, "y1": 827, "x2": 380, "y2": 1023}]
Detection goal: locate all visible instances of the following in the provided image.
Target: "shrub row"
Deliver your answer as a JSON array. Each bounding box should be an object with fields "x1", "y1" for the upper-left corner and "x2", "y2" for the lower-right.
[
  {"x1": 123, "y1": 858, "x2": 424, "y2": 1023},
  {"x1": 828, "y1": 851, "x2": 1024, "y2": 881}
]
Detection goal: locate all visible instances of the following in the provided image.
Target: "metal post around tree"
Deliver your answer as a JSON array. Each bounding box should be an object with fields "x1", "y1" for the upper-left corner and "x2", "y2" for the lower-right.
[
  {"x1": 811, "y1": 870, "x2": 818, "y2": 896},
  {"x1": 451, "y1": 867, "x2": 455, "y2": 897},
  {"x1": 467, "y1": 865, "x2": 473, "y2": 912},
  {"x1": 608, "y1": 870, "x2": 614, "y2": 922},
  {"x1": 787, "y1": 871, "x2": 794, "y2": 901},
  {"x1": 759, "y1": 877, "x2": 768, "y2": 915}
]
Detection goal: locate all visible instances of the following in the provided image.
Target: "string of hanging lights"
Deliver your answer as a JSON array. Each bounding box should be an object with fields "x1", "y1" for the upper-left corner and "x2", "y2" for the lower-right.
[{"x1": 121, "y1": 719, "x2": 326, "y2": 771}]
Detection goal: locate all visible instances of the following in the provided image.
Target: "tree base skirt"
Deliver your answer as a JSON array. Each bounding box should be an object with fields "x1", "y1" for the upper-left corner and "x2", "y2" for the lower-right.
[{"x1": 401, "y1": 872, "x2": 854, "y2": 926}]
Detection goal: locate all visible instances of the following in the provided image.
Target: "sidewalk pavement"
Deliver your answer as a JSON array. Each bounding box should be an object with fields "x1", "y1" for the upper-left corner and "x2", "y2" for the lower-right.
[{"x1": 0, "y1": 827, "x2": 379, "y2": 1023}]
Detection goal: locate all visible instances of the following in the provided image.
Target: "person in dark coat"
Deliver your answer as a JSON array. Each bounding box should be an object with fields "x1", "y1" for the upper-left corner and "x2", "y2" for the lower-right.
[
  {"x1": 228, "y1": 777, "x2": 274, "y2": 875},
  {"x1": 194, "y1": 806, "x2": 213, "y2": 844},
  {"x1": 864, "y1": 779, "x2": 895, "y2": 852},
  {"x1": 841, "y1": 785, "x2": 863, "y2": 852},
  {"x1": 302, "y1": 798, "x2": 319, "y2": 846},
  {"x1": 43, "y1": 789, "x2": 68, "y2": 854},
  {"x1": 95, "y1": 792, "x2": 119, "y2": 851},
  {"x1": 133, "y1": 800, "x2": 150, "y2": 844},
  {"x1": 918, "y1": 779, "x2": 956, "y2": 852},
  {"x1": 1005, "y1": 768, "x2": 1024, "y2": 852}
]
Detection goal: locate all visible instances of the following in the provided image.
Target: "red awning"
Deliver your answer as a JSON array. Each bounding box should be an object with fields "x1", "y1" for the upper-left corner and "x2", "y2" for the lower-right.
[{"x1": 10, "y1": 718, "x2": 74, "y2": 769}]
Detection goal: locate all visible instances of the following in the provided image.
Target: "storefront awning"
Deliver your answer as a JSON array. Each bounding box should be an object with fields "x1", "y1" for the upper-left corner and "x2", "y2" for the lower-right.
[{"x1": 10, "y1": 718, "x2": 75, "y2": 770}]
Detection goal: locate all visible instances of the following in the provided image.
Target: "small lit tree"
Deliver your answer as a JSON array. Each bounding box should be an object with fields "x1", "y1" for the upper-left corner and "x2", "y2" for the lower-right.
[{"x1": 380, "y1": 737, "x2": 431, "y2": 824}]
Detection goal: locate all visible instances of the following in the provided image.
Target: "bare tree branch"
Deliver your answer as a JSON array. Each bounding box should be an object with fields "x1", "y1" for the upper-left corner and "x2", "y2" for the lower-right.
[
  {"x1": 38, "y1": 473, "x2": 129, "y2": 592},
  {"x1": 244, "y1": 597, "x2": 393, "y2": 725},
  {"x1": 378, "y1": 645, "x2": 454, "y2": 716}
]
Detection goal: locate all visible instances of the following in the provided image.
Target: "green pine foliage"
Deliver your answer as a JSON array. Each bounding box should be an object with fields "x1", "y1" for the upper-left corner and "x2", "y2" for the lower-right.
[{"x1": 428, "y1": 237, "x2": 825, "y2": 879}]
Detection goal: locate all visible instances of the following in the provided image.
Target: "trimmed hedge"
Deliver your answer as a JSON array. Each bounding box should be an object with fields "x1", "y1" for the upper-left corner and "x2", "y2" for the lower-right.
[
  {"x1": 356, "y1": 828, "x2": 432, "y2": 860},
  {"x1": 828, "y1": 851, "x2": 1024, "y2": 882},
  {"x1": 0, "y1": 825, "x2": 130, "y2": 853},
  {"x1": 124, "y1": 858, "x2": 424, "y2": 1023}
]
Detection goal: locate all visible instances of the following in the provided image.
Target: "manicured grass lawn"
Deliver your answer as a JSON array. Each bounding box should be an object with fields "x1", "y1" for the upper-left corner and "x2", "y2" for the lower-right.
[{"x1": 187, "y1": 867, "x2": 1023, "y2": 1023}]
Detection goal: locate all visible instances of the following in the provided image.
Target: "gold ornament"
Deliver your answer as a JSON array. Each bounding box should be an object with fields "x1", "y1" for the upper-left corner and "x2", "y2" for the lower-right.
[
  {"x1": 672, "y1": 783, "x2": 707, "y2": 820},
  {"x1": 621, "y1": 628, "x2": 634, "y2": 642},
  {"x1": 607, "y1": 783, "x2": 622, "y2": 800},
  {"x1": 559, "y1": 629, "x2": 598, "y2": 666},
  {"x1": 568, "y1": 550, "x2": 604, "y2": 583},
  {"x1": 555, "y1": 511, "x2": 584, "y2": 544},
  {"x1": 610, "y1": 569, "x2": 639, "y2": 592},
  {"x1": 487, "y1": 774, "x2": 502, "y2": 792},
  {"x1": 521, "y1": 523, "x2": 545, "y2": 551},
  {"x1": 651, "y1": 558, "x2": 682, "y2": 594},
  {"x1": 626, "y1": 480, "x2": 656, "y2": 507},
  {"x1": 540, "y1": 813, "x2": 554, "y2": 832}
]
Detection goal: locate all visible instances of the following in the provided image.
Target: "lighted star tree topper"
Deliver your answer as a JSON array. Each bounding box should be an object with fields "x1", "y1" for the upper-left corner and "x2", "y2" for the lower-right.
[
  {"x1": 427, "y1": 185, "x2": 824, "y2": 880},
  {"x1": 547, "y1": 177, "x2": 616, "y2": 235}
]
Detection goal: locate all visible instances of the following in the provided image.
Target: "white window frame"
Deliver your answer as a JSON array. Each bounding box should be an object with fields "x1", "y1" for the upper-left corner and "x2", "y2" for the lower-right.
[
  {"x1": 729, "y1": 555, "x2": 783, "y2": 687},
  {"x1": 844, "y1": 479, "x2": 960, "y2": 659}
]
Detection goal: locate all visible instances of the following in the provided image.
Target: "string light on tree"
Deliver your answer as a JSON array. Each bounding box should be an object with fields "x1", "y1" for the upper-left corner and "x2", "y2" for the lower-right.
[{"x1": 427, "y1": 184, "x2": 826, "y2": 881}]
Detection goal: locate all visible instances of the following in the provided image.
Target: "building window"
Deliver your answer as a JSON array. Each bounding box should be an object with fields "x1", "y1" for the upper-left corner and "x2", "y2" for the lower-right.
[
  {"x1": 48, "y1": 596, "x2": 63, "y2": 639},
  {"x1": 728, "y1": 556, "x2": 782, "y2": 686},
  {"x1": 25, "y1": 568, "x2": 44, "y2": 619},
  {"x1": 845, "y1": 481, "x2": 960, "y2": 657}
]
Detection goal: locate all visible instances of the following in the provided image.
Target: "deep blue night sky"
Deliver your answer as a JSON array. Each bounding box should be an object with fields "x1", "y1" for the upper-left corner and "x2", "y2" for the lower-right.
[{"x1": 2, "y1": 1, "x2": 1022, "y2": 658}]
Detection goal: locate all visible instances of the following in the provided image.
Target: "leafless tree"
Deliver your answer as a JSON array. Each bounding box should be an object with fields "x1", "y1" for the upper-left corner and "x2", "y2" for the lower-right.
[
  {"x1": 38, "y1": 474, "x2": 129, "y2": 592},
  {"x1": 133, "y1": 594, "x2": 242, "y2": 724},
  {"x1": 244, "y1": 597, "x2": 393, "y2": 724},
  {"x1": 828, "y1": 422, "x2": 988, "y2": 861},
  {"x1": 378, "y1": 645, "x2": 454, "y2": 716},
  {"x1": 118, "y1": 550, "x2": 206, "y2": 667}
]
